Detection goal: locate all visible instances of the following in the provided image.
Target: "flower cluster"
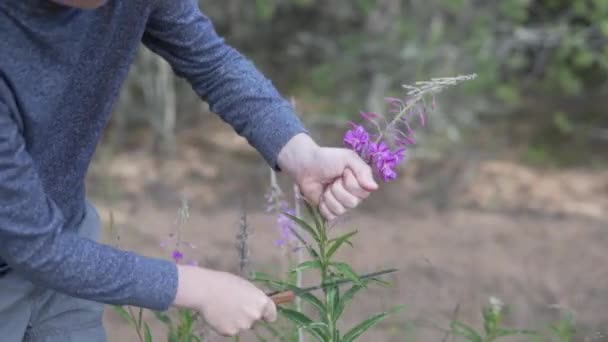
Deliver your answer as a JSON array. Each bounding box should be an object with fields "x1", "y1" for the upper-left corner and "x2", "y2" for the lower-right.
[
  {"x1": 344, "y1": 122, "x2": 407, "y2": 182},
  {"x1": 343, "y1": 74, "x2": 477, "y2": 182},
  {"x1": 275, "y1": 207, "x2": 297, "y2": 247},
  {"x1": 264, "y1": 179, "x2": 297, "y2": 248},
  {"x1": 160, "y1": 198, "x2": 198, "y2": 266}
]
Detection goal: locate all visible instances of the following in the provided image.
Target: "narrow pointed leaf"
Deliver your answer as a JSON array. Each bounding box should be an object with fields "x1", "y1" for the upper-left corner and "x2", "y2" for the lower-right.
[
  {"x1": 112, "y1": 305, "x2": 136, "y2": 327},
  {"x1": 278, "y1": 307, "x2": 328, "y2": 341},
  {"x1": 153, "y1": 310, "x2": 171, "y2": 325},
  {"x1": 258, "y1": 321, "x2": 290, "y2": 342},
  {"x1": 290, "y1": 260, "x2": 322, "y2": 274},
  {"x1": 303, "y1": 201, "x2": 323, "y2": 231},
  {"x1": 251, "y1": 272, "x2": 294, "y2": 289},
  {"x1": 325, "y1": 285, "x2": 339, "y2": 321},
  {"x1": 326, "y1": 231, "x2": 358, "y2": 259},
  {"x1": 496, "y1": 328, "x2": 539, "y2": 337},
  {"x1": 341, "y1": 306, "x2": 405, "y2": 342},
  {"x1": 450, "y1": 321, "x2": 483, "y2": 342},
  {"x1": 335, "y1": 281, "x2": 368, "y2": 318},
  {"x1": 331, "y1": 262, "x2": 363, "y2": 286},
  {"x1": 297, "y1": 291, "x2": 326, "y2": 316},
  {"x1": 282, "y1": 212, "x2": 320, "y2": 242},
  {"x1": 286, "y1": 226, "x2": 321, "y2": 259},
  {"x1": 144, "y1": 323, "x2": 153, "y2": 342}
]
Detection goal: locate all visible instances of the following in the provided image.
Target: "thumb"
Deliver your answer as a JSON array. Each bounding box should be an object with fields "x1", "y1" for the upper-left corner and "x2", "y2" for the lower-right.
[{"x1": 343, "y1": 151, "x2": 378, "y2": 191}]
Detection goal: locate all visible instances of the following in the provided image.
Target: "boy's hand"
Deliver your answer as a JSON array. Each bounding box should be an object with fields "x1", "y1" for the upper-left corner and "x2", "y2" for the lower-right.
[
  {"x1": 173, "y1": 265, "x2": 276, "y2": 337},
  {"x1": 277, "y1": 133, "x2": 379, "y2": 221}
]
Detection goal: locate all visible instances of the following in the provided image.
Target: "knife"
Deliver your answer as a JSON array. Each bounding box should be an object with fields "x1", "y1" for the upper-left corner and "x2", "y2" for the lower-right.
[{"x1": 267, "y1": 268, "x2": 398, "y2": 305}]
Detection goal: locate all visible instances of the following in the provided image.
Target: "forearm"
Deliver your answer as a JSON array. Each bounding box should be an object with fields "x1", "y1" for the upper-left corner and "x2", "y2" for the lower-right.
[
  {"x1": 5, "y1": 236, "x2": 177, "y2": 311},
  {"x1": 143, "y1": 0, "x2": 308, "y2": 168},
  {"x1": 0, "y1": 208, "x2": 178, "y2": 311},
  {"x1": 0, "y1": 100, "x2": 178, "y2": 311}
]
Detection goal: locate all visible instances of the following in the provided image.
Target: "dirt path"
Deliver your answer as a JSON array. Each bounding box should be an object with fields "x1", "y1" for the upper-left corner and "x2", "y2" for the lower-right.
[
  {"x1": 96, "y1": 198, "x2": 607, "y2": 341},
  {"x1": 91, "y1": 120, "x2": 608, "y2": 341}
]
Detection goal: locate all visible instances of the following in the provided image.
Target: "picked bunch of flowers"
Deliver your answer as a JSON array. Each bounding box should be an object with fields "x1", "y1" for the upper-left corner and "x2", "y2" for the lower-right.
[{"x1": 343, "y1": 74, "x2": 477, "y2": 182}]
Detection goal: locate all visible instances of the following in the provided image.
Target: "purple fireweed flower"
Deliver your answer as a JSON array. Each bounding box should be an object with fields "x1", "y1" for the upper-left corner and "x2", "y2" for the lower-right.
[
  {"x1": 397, "y1": 135, "x2": 416, "y2": 146},
  {"x1": 370, "y1": 142, "x2": 391, "y2": 168},
  {"x1": 419, "y1": 107, "x2": 426, "y2": 127},
  {"x1": 360, "y1": 111, "x2": 379, "y2": 121},
  {"x1": 343, "y1": 124, "x2": 370, "y2": 154},
  {"x1": 275, "y1": 209, "x2": 296, "y2": 247},
  {"x1": 171, "y1": 250, "x2": 184, "y2": 263},
  {"x1": 364, "y1": 142, "x2": 406, "y2": 182},
  {"x1": 377, "y1": 150, "x2": 405, "y2": 182}
]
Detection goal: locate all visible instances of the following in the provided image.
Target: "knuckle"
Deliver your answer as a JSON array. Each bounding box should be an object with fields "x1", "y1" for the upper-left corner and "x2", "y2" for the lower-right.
[
  {"x1": 346, "y1": 198, "x2": 359, "y2": 209},
  {"x1": 347, "y1": 150, "x2": 359, "y2": 159},
  {"x1": 220, "y1": 327, "x2": 237, "y2": 337}
]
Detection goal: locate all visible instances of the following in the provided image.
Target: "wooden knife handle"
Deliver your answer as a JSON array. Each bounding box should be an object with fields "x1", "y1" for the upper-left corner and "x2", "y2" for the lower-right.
[{"x1": 270, "y1": 290, "x2": 295, "y2": 305}]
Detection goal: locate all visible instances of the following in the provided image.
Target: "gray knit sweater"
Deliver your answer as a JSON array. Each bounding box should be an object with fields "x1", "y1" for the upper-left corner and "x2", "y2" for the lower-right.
[{"x1": 0, "y1": 0, "x2": 306, "y2": 311}]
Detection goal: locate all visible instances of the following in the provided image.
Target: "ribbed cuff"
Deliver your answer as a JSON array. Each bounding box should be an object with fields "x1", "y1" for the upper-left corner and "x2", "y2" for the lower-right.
[
  {"x1": 250, "y1": 104, "x2": 309, "y2": 171},
  {"x1": 130, "y1": 256, "x2": 179, "y2": 311}
]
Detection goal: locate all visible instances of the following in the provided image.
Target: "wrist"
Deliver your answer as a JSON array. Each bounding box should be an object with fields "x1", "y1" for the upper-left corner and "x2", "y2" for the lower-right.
[
  {"x1": 173, "y1": 264, "x2": 208, "y2": 310},
  {"x1": 277, "y1": 133, "x2": 320, "y2": 181}
]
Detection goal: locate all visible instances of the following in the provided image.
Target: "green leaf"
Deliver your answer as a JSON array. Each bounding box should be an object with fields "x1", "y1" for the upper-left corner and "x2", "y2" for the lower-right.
[
  {"x1": 330, "y1": 262, "x2": 363, "y2": 286},
  {"x1": 282, "y1": 212, "x2": 321, "y2": 243},
  {"x1": 153, "y1": 311, "x2": 171, "y2": 325},
  {"x1": 278, "y1": 307, "x2": 328, "y2": 341},
  {"x1": 450, "y1": 321, "x2": 483, "y2": 342},
  {"x1": 495, "y1": 328, "x2": 539, "y2": 337},
  {"x1": 335, "y1": 282, "x2": 367, "y2": 318},
  {"x1": 297, "y1": 291, "x2": 326, "y2": 316},
  {"x1": 258, "y1": 321, "x2": 290, "y2": 342},
  {"x1": 325, "y1": 285, "x2": 339, "y2": 321},
  {"x1": 251, "y1": 272, "x2": 294, "y2": 289},
  {"x1": 341, "y1": 306, "x2": 405, "y2": 342},
  {"x1": 326, "y1": 231, "x2": 358, "y2": 259},
  {"x1": 144, "y1": 323, "x2": 153, "y2": 342},
  {"x1": 278, "y1": 221, "x2": 321, "y2": 260},
  {"x1": 112, "y1": 305, "x2": 136, "y2": 327},
  {"x1": 303, "y1": 200, "x2": 323, "y2": 230},
  {"x1": 290, "y1": 260, "x2": 322, "y2": 274}
]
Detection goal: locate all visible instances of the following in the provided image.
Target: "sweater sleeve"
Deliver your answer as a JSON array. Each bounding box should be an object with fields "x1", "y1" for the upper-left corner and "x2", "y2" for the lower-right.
[
  {"x1": 142, "y1": 0, "x2": 308, "y2": 169},
  {"x1": 0, "y1": 98, "x2": 178, "y2": 311}
]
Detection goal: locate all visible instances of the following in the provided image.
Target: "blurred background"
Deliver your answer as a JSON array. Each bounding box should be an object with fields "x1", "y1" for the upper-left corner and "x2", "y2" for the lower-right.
[{"x1": 92, "y1": 0, "x2": 608, "y2": 340}]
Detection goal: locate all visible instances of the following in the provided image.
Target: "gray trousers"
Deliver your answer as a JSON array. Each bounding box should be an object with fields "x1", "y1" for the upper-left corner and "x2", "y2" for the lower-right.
[{"x1": 0, "y1": 201, "x2": 106, "y2": 342}]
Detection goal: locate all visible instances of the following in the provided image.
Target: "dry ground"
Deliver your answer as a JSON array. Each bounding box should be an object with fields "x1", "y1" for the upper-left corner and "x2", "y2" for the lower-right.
[{"x1": 89, "y1": 118, "x2": 608, "y2": 342}]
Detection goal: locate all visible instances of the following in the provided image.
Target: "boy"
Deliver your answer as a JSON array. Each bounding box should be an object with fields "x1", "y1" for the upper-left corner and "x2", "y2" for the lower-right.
[{"x1": 0, "y1": 0, "x2": 378, "y2": 340}]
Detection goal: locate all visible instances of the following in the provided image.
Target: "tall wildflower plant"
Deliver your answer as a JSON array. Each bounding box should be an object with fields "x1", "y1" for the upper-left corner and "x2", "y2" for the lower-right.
[
  {"x1": 255, "y1": 75, "x2": 477, "y2": 341},
  {"x1": 113, "y1": 198, "x2": 204, "y2": 342},
  {"x1": 450, "y1": 297, "x2": 538, "y2": 341},
  {"x1": 154, "y1": 198, "x2": 203, "y2": 342}
]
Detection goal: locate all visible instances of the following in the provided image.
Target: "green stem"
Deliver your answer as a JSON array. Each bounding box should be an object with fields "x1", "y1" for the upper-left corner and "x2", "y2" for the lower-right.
[
  {"x1": 127, "y1": 306, "x2": 145, "y2": 342},
  {"x1": 374, "y1": 99, "x2": 419, "y2": 144},
  {"x1": 316, "y1": 214, "x2": 338, "y2": 342}
]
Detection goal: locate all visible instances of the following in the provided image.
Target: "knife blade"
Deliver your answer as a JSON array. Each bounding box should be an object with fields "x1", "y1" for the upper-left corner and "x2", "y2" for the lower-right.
[{"x1": 267, "y1": 268, "x2": 398, "y2": 305}]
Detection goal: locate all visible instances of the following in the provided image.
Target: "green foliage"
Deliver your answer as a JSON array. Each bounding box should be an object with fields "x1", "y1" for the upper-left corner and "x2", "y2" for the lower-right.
[
  {"x1": 113, "y1": 304, "x2": 203, "y2": 342},
  {"x1": 256, "y1": 201, "x2": 402, "y2": 342},
  {"x1": 449, "y1": 298, "x2": 538, "y2": 342},
  {"x1": 549, "y1": 313, "x2": 577, "y2": 342},
  {"x1": 112, "y1": 306, "x2": 159, "y2": 342}
]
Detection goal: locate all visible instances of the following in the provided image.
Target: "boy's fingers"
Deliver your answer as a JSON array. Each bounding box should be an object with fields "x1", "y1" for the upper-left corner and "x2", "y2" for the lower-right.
[
  {"x1": 331, "y1": 178, "x2": 360, "y2": 209},
  {"x1": 262, "y1": 298, "x2": 277, "y2": 323},
  {"x1": 319, "y1": 199, "x2": 335, "y2": 221},
  {"x1": 344, "y1": 151, "x2": 378, "y2": 192},
  {"x1": 343, "y1": 168, "x2": 371, "y2": 199},
  {"x1": 323, "y1": 188, "x2": 346, "y2": 216}
]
